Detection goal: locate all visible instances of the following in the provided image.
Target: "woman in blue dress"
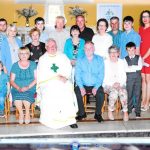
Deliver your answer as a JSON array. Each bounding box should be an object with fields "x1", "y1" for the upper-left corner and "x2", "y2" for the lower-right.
[{"x1": 10, "y1": 47, "x2": 37, "y2": 124}]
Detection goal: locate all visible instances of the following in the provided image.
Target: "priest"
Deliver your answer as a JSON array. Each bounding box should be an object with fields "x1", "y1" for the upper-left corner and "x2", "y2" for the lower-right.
[{"x1": 36, "y1": 38, "x2": 78, "y2": 129}]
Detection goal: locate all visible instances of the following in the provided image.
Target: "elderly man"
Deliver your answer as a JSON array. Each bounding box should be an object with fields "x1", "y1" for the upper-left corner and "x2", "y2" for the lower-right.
[
  {"x1": 75, "y1": 41, "x2": 104, "y2": 122},
  {"x1": 49, "y1": 16, "x2": 70, "y2": 53},
  {"x1": 36, "y1": 38, "x2": 78, "y2": 129}
]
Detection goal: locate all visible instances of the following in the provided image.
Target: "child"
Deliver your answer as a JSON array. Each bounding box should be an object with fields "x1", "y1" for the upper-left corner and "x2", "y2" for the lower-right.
[
  {"x1": 0, "y1": 61, "x2": 10, "y2": 117},
  {"x1": 120, "y1": 16, "x2": 141, "y2": 59},
  {"x1": 124, "y1": 42, "x2": 142, "y2": 118}
]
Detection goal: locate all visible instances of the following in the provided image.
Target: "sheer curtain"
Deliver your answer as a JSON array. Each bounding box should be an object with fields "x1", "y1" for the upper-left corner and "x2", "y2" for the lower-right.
[{"x1": 44, "y1": 4, "x2": 65, "y2": 29}]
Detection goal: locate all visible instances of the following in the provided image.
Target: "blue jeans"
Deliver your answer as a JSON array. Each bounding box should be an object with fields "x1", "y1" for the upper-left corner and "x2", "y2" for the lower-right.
[{"x1": 0, "y1": 96, "x2": 5, "y2": 111}]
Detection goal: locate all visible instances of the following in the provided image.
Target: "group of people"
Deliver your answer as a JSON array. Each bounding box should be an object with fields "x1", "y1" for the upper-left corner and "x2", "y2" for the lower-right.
[{"x1": 0, "y1": 9, "x2": 149, "y2": 130}]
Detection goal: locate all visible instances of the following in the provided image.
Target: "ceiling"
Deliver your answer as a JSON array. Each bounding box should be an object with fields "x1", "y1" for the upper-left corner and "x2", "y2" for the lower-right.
[{"x1": 15, "y1": 0, "x2": 94, "y2": 4}]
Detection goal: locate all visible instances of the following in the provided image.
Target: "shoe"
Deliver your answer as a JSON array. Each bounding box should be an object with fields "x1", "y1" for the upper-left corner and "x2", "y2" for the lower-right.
[
  {"x1": 136, "y1": 113, "x2": 141, "y2": 118},
  {"x1": 25, "y1": 114, "x2": 30, "y2": 124},
  {"x1": 141, "y1": 106, "x2": 149, "y2": 111},
  {"x1": 25, "y1": 119, "x2": 30, "y2": 124},
  {"x1": 19, "y1": 114, "x2": 24, "y2": 124},
  {"x1": 0, "y1": 115, "x2": 5, "y2": 118},
  {"x1": 70, "y1": 124, "x2": 78, "y2": 128},
  {"x1": 76, "y1": 113, "x2": 87, "y2": 121},
  {"x1": 94, "y1": 114, "x2": 104, "y2": 122},
  {"x1": 123, "y1": 113, "x2": 129, "y2": 121},
  {"x1": 108, "y1": 111, "x2": 114, "y2": 120}
]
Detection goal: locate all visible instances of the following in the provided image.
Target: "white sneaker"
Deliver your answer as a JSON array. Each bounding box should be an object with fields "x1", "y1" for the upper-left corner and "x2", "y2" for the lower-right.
[{"x1": 108, "y1": 111, "x2": 114, "y2": 120}]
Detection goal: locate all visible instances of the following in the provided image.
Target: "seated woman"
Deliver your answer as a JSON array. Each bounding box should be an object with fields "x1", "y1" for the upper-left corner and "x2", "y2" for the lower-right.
[
  {"x1": 103, "y1": 45, "x2": 128, "y2": 121},
  {"x1": 10, "y1": 47, "x2": 37, "y2": 124},
  {"x1": 25, "y1": 27, "x2": 46, "y2": 64}
]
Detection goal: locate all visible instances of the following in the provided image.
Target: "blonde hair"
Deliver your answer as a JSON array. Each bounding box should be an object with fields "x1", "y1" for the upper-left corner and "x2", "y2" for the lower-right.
[
  {"x1": 18, "y1": 47, "x2": 30, "y2": 59},
  {"x1": 6, "y1": 24, "x2": 17, "y2": 36}
]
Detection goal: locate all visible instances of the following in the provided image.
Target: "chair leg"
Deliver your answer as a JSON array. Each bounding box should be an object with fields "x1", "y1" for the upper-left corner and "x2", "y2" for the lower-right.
[
  {"x1": 83, "y1": 95, "x2": 87, "y2": 112},
  {"x1": 31, "y1": 103, "x2": 35, "y2": 119}
]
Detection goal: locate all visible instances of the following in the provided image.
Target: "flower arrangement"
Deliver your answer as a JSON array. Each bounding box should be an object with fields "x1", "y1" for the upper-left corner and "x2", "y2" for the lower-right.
[
  {"x1": 16, "y1": 5, "x2": 38, "y2": 27},
  {"x1": 68, "y1": 5, "x2": 88, "y2": 19}
]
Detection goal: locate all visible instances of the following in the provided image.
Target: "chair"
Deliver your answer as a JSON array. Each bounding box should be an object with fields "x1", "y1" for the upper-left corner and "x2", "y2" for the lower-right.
[
  {"x1": 15, "y1": 103, "x2": 35, "y2": 119},
  {"x1": 103, "y1": 93, "x2": 121, "y2": 114},
  {"x1": 4, "y1": 98, "x2": 10, "y2": 122},
  {"x1": 83, "y1": 92, "x2": 107, "y2": 114}
]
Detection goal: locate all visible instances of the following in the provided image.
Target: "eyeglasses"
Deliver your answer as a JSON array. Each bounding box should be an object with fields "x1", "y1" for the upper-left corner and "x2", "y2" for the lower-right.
[
  {"x1": 19, "y1": 53, "x2": 29, "y2": 55},
  {"x1": 142, "y1": 16, "x2": 150, "y2": 18}
]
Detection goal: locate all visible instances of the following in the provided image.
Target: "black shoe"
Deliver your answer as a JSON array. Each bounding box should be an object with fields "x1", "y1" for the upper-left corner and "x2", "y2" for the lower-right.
[
  {"x1": 70, "y1": 124, "x2": 78, "y2": 128},
  {"x1": 94, "y1": 114, "x2": 104, "y2": 122},
  {"x1": 76, "y1": 113, "x2": 87, "y2": 121},
  {"x1": 136, "y1": 113, "x2": 141, "y2": 118}
]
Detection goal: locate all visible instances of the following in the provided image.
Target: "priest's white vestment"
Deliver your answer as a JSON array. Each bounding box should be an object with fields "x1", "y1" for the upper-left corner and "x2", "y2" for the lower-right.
[{"x1": 37, "y1": 52, "x2": 78, "y2": 129}]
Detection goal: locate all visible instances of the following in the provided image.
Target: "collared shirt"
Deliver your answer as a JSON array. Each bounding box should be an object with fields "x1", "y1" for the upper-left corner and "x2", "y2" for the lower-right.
[
  {"x1": 120, "y1": 28, "x2": 141, "y2": 59},
  {"x1": 75, "y1": 54, "x2": 104, "y2": 89},
  {"x1": 124, "y1": 55, "x2": 143, "y2": 73},
  {"x1": 0, "y1": 32, "x2": 6, "y2": 60},
  {"x1": 108, "y1": 30, "x2": 122, "y2": 49}
]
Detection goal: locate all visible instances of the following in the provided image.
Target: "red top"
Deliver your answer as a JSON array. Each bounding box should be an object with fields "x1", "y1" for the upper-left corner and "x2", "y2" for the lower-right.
[{"x1": 139, "y1": 26, "x2": 150, "y2": 63}]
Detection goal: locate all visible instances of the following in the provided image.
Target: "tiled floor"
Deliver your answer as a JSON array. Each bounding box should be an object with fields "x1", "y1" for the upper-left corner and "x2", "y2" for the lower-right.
[{"x1": 0, "y1": 107, "x2": 150, "y2": 140}]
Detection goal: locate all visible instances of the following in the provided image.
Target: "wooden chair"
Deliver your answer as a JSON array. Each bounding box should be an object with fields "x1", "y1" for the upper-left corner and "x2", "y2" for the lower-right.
[
  {"x1": 83, "y1": 92, "x2": 107, "y2": 114},
  {"x1": 15, "y1": 103, "x2": 35, "y2": 119},
  {"x1": 104, "y1": 93, "x2": 122, "y2": 114},
  {"x1": 4, "y1": 98, "x2": 10, "y2": 122}
]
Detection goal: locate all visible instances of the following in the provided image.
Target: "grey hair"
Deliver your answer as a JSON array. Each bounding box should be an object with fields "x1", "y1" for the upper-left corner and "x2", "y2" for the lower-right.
[{"x1": 108, "y1": 45, "x2": 120, "y2": 53}]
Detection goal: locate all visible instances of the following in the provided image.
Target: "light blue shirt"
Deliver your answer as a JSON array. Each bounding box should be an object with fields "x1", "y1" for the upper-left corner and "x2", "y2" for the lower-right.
[
  {"x1": 0, "y1": 33, "x2": 6, "y2": 60},
  {"x1": 120, "y1": 29, "x2": 141, "y2": 59},
  {"x1": 0, "y1": 72, "x2": 8, "y2": 97},
  {"x1": 75, "y1": 54, "x2": 104, "y2": 89},
  {"x1": 108, "y1": 30, "x2": 122, "y2": 49},
  {"x1": 1, "y1": 37, "x2": 22, "y2": 74},
  {"x1": 64, "y1": 38, "x2": 85, "y2": 60}
]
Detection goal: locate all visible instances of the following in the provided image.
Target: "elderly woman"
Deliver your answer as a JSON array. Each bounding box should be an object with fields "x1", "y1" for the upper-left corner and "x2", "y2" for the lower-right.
[
  {"x1": 1, "y1": 24, "x2": 22, "y2": 74},
  {"x1": 25, "y1": 27, "x2": 46, "y2": 64},
  {"x1": 103, "y1": 45, "x2": 128, "y2": 121},
  {"x1": 10, "y1": 47, "x2": 37, "y2": 124}
]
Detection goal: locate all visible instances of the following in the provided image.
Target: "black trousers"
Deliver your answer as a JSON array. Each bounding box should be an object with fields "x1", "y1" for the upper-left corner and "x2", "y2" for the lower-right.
[
  {"x1": 127, "y1": 75, "x2": 142, "y2": 114},
  {"x1": 74, "y1": 85, "x2": 104, "y2": 116}
]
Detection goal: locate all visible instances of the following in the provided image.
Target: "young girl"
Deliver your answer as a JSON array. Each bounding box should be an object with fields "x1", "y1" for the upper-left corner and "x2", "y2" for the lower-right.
[{"x1": 0, "y1": 61, "x2": 10, "y2": 117}]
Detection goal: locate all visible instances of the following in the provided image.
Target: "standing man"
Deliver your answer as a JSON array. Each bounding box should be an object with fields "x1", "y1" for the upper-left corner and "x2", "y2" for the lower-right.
[
  {"x1": 75, "y1": 41, "x2": 104, "y2": 122},
  {"x1": 49, "y1": 16, "x2": 70, "y2": 53},
  {"x1": 108, "y1": 16, "x2": 122, "y2": 49},
  {"x1": 76, "y1": 15, "x2": 94, "y2": 42},
  {"x1": 120, "y1": 16, "x2": 141, "y2": 59},
  {"x1": 0, "y1": 18, "x2": 7, "y2": 60}
]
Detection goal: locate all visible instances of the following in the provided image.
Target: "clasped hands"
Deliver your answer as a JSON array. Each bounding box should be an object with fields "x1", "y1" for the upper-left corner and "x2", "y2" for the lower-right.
[{"x1": 80, "y1": 88, "x2": 97, "y2": 96}]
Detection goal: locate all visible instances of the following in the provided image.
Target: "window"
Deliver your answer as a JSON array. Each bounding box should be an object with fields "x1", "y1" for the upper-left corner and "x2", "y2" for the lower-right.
[{"x1": 44, "y1": 4, "x2": 64, "y2": 29}]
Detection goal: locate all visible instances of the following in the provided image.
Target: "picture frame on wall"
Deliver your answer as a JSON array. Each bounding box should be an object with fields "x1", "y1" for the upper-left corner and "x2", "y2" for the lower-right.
[{"x1": 97, "y1": 3, "x2": 122, "y2": 31}]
